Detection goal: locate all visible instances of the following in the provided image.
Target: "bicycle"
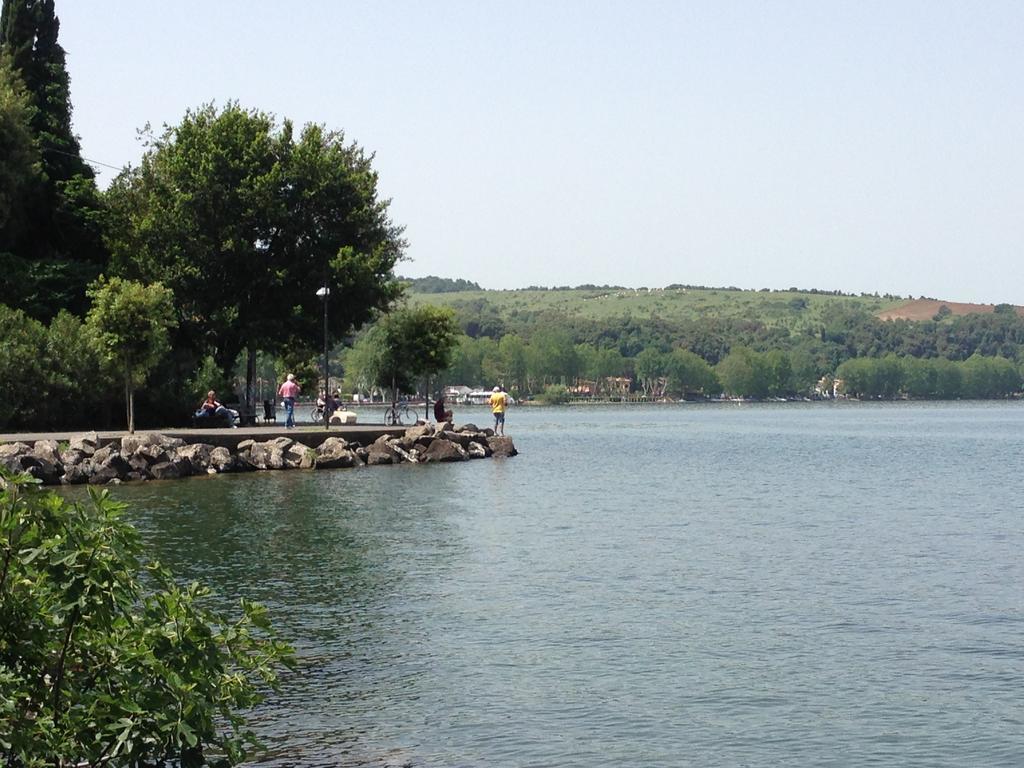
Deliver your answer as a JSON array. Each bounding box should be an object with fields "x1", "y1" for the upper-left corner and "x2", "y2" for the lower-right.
[
  {"x1": 382, "y1": 402, "x2": 413, "y2": 426},
  {"x1": 309, "y1": 405, "x2": 325, "y2": 423}
]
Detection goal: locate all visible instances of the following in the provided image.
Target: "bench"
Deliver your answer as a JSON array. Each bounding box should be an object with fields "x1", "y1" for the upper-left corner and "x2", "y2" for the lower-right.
[{"x1": 191, "y1": 412, "x2": 233, "y2": 428}]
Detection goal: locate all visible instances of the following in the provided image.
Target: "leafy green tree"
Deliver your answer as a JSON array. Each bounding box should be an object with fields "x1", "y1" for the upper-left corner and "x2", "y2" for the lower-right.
[
  {"x1": 634, "y1": 348, "x2": 667, "y2": 397},
  {"x1": 0, "y1": 472, "x2": 293, "y2": 767},
  {"x1": 495, "y1": 334, "x2": 528, "y2": 392},
  {"x1": 901, "y1": 356, "x2": 937, "y2": 398},
  {"x1": 0, "y1": 302, "x2": 47, "y2": 429},
  {"x1": 85, "y1": 277, "x2": 176, "y2": 433},
  {"x1": 106, "y1": 104, "x2": 404, "y2": 413},
  {"x1": 932, "y1": 357, "x2": 962, "y2": 399},
  {"x1": 0, "y1": 0, "x2": 107, "y2": 319},
  {"x1": 764, "y1": 349, "x2": 793, "y2": 396},
  {"x1": 716, "y1": 346, "x2": 770, "y2": 398},
  {"x1": 665, "y1": 348, "x2": 718, "y2": 397},
  {"x1": 441, "y1": 334, "x2": 486, "y2": 389},
  {"x1": 42, "y1": 309, "x2": 111, "y2": 427},
  {"x1": 0, "y1": 55, "x2": 37, "y2": 231},
  {"x1": 359, "y1": 306, "x2": 460, "y2": 403},
  {"x1": 526, "y1": 329, "x2": 579, "y2": 389}
]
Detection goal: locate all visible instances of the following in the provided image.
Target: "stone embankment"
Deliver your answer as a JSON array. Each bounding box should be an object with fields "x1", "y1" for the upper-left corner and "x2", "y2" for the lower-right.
[{"x1": 0, "y1": 422, "x2": 516, "y2": 485}]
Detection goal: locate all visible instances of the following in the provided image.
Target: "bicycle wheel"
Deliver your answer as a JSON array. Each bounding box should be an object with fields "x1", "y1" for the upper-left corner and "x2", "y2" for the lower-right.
[
  {"x1": 309, "y1": 407, "x2": 322, "y2": 423},
  {"x1": 399, "y1": 406, "x2": 413, "y2": 425},
  {"x1": 383, "y1": 407, "x2": 398, "y2": 426}
]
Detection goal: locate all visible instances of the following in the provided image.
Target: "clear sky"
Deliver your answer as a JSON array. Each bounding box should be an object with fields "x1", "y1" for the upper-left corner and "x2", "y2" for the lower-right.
[{"x1": 56, "y1": 1, "x2": 1023, "y2": 304}]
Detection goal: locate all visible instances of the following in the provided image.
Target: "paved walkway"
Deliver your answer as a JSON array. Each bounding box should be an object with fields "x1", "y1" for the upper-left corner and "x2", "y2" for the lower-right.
[{"x1": 0, "y1": 424, "x2": 406, "y2": 449}]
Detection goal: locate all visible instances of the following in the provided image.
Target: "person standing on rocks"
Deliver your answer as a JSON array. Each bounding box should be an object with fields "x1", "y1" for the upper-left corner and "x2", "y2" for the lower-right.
[
  {"x1": 278, "y1": 373, "x2": 301, "y2": 429},
  {"x1": 489, "y1": 385, "x2": 508, "y2": 436}
]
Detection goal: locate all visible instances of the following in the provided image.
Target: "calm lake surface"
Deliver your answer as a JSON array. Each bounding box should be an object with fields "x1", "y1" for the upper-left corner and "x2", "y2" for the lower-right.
[{"x1": 106, "y1": 402, "x2": 1024, "y2": 767}]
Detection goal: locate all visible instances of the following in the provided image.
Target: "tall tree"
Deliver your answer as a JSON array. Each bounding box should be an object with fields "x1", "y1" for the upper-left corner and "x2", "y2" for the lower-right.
[
  {"x1": 85, "y1": 277, "x2": 176, "y2": 433},
  {"x1": 0, "y1": 0, "x2": 107, "y2": 319},
  {"x1": 106, "y1": 104, "x2": 405, "y2": 414}
]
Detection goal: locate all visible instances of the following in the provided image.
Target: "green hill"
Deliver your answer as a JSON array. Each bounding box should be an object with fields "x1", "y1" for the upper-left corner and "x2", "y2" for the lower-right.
[{"x1": 408, "y1": 284, "x2": 905, "y2": 334}]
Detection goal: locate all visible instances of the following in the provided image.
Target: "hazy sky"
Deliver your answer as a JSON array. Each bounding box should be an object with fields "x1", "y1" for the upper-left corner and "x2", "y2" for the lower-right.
[{"x1": 56, "y1": 1, "x2": 1023, "y2": 303}]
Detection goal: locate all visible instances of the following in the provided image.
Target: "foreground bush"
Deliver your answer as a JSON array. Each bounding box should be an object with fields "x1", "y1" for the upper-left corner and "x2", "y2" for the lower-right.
[{"x1": 0, "y1": 471, "x2": 293, "y2": 767}]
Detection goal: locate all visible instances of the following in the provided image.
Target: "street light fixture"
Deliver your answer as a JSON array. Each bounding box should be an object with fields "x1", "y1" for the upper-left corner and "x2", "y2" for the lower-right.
[{"x1": 316, "y1": 285, "x2": 330, "y2": 430}]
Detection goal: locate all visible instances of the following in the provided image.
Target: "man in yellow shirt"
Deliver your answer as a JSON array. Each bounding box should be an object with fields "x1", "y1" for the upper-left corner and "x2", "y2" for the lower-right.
[{"x1": 489, "y1": 385, "x2": 508, "y2": 435}]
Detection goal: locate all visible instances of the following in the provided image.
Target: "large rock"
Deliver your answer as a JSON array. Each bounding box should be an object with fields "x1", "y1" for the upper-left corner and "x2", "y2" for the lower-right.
[
  {"x1": 248, "y1": 441, "x2": 287, "y2": 470},
  {"x1": 61, "y1": 463, "x2": 91, "y2": 485},
  {"x1": 88, "y1": 454, "x2": 131, "y2": 484},
  {"x1": 68, "y1": 431, "x2": 99, "y2": 455},
  {"x1": 486, "y1": 436, "x2": 518, "y2": 458},
  {"x1": 404, "y1": 424, "x2": 433, "y2": 440},
  {"x1": 209, "y1": 446, "x2": 235, "y2": 473},
  {"x1": 127, "y1": 454, "x2": 153, "y2": 478},
  {"x1": 440, "y1": 430, "x2": 475, "y2": 449},
  {"x1": 467, "y1": 441, "x2": 490, "y2": 459},
  {"x1": 0, "y1": 442, "x2": 31, "y2": 473},
  {"x1": 30, "y1": 440, "x2": 62, "y2": 466},
  {"x1": 121, "y1": 432, "x2": 182, "y2": 455},
  {"x1": 149, "y1": 461, "x2": 183, "y2": 481},
  {"x1": 60, "y1": 447, "x2": 91, "y2": 468},
  {"x1": 456, "y1": 423, "x2": 479, "y2": 433},
  {"x1": 315, "y1": 438, "x2": 361, "y2": 469},
  {"x1": 284, "y1": 443, "x2": 314, "y2": 469},
  {"x1": 420, "y1": 439, "x2": 468, "y2": 463},
  {"x1": 134, "y1": 443, "x2": 171, "y2": 465},
  {"x1": 89, "y1": 444, "x2": 120, "y2": 466},
  {"x1": 177, "y1": 444, "x2": 213, "y2": 473},
  {"x1": 365, "y1": 443, "x2": 396, "y2": 465}
]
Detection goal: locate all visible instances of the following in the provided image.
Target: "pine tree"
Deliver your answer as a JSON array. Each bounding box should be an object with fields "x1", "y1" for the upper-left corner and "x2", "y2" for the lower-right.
[{"x1": 0, "y1": 0, "x2": 106, "y2": 320}]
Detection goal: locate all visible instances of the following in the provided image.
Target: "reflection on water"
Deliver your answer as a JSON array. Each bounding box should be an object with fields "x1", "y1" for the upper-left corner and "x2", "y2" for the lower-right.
[{"x1": 93, "y1": 402, "x2": 1024, "y2": 767}]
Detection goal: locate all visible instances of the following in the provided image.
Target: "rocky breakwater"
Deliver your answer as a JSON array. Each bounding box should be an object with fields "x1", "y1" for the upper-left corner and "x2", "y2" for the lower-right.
[{"x1": 0, "y1": 423, "x2": 516, "y2": 486}]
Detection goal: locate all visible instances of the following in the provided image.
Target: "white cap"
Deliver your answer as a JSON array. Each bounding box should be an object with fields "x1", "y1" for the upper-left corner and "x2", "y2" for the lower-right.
[
  {"x1": 287, "y1": 373, "x2": 295, "y2": 381},
  {"x1": 493, "y1": 386, "x2": 500, "y2": 392}
]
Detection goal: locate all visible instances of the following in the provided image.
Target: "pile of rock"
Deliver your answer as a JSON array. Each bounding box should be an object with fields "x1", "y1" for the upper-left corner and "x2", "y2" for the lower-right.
[{"x1": 0, "y1": 424, "x2": 516, "y2": 486}]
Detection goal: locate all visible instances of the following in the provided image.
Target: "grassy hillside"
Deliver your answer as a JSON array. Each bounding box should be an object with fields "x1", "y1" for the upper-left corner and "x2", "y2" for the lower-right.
[{"x1": 407, "y1": 285, "x2": 905, "y2": 333}]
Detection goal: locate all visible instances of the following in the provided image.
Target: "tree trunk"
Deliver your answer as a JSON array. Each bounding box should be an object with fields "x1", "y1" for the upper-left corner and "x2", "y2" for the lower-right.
[
  {"x1": 246, "y1": 344, "x2": 256, "y2": 426},
  {"x1": 125, "y1": 378, "x2": 134, "y2": 434}
]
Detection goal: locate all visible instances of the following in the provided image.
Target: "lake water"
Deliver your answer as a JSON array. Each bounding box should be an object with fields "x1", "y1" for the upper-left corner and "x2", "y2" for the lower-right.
[{"x1": 108, "y1": 402, "x2": 1024, "y2": 767}]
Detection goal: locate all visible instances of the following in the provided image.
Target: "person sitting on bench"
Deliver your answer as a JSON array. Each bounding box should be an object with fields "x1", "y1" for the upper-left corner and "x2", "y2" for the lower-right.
[{"x1": 195, "y1": 390, "x2": 239, "y2": 427}]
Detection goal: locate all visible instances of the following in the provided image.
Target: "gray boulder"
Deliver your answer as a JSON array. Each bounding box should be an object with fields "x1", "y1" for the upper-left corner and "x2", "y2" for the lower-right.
[
  {"x1": 209, "y1": 446, "x2": 235, "y2": 473},
  {"x1": 60, "y1": 447, "x2": 91, "y2": 468},
  {"x1": 457, "y1": 423, "x2": 479, "y2": 433},
  {"x1": 284, "y1": 444, "x2": 314, "y2": 469},
  {"x1": 177, "y1": 444, "x2": 213, "y2": 473},
  {"x1": 486, "y1": 436, "x2": 518, "y2": 457},
  {"x1": 89, "y1": 454, "x2": 131, "y2": 484},
  {"x1": 61, "y1": 463, "x2": 91, "y2": 485},
  {"x1": 316, "y1": 438, "x2": 361, "y2": 469},
  {"x1": 30, "y1": 440, "x2": 62, "y2": 466},
  {"x1": 467, "y1": 441, "x2": 490, "y2": 459},
  {"x1": 68, "y1": 431, "x2": 99, "y2": 454},
  {"x1": 404, "y1": 424, "x2": 433, "y2": 440},
  {"x1": 149, "y1": 461, "x2": 182, "y2": 481},
  {"x1": 420, "y1": 439, "x2": 468, "y2": 463}
]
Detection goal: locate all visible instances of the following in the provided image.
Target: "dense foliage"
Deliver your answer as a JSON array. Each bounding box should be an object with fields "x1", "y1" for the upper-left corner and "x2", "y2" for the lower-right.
[
  {"x1": 106, "y1": 104, "x2": 405, "y2": 413},
  {"x1": 85, "y1": 277, "x2": 177, "y2": 433},
  {"x1": 0, "y1": 0, "x2": 107, "y2": 320},
  {"x1": 399, "y1": 275, "x2": 481, "y2": 293},
  {"x1": 0, "y1": 471, "x2": 293, "y2": 767},
  {"x1": 344, "y1": 306, "x2": 460, "y2": 399}
]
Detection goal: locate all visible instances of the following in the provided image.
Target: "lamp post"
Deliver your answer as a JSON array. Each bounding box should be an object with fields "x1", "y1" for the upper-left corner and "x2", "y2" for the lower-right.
[{"x1": 316, "y1": 285, "x2": 330, "y2": 430}]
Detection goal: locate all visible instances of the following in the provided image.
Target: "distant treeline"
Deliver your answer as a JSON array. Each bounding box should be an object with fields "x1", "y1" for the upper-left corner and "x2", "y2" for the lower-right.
[
  {"x1": 401, "y1": 275, "x2": 482, "y2": 293},
  {"x1": 384, "y1": 294, "x2": 1024, "y2": 400}
]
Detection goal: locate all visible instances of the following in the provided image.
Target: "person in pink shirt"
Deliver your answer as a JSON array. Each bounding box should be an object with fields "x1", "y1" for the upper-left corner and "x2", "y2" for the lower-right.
[{"x1": 277, "y1": 373, "x2": 301, "y2": 428}]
